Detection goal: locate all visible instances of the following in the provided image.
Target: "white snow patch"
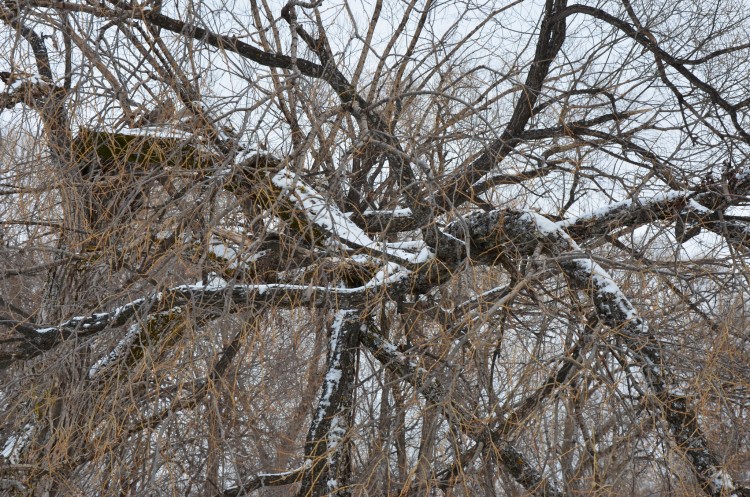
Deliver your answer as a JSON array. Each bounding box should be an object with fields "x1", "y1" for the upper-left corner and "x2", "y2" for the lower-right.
[
  {"x1": 312, "y1": 310, "x2": 351, "y2": 428},
  {"x1": 327, "y1": 414, "x2": 346, "y2": 460},
  {"x1": 88, "y1": 322, "x2": 141, "y2": 378},
  {"x1": 709, "y1": 469, "x2": 735, "y2": 493},
  {"x1": 257, "y1": 462, "x2": 308, "y2": 479},
  {"x1": 363, "y1": 207, "x2": 413, "y2": 218},
  {"x1": 573, "y1": 257, "x2": 641, "y2": 324},
  {"x1": 209, "y1": 242, "x2": 239, "y2": 263},
  {"x1": 111, "y1": 297, "x2": 146, "y2": 320},
  {"x1": 686, "y1": 199, "x2": 711, "y2": 214},
  {"x1": 325, "y1": 368, "x2": 342, "y2": 384},
  {"x1": 524, "y1": 211, "x2": 559, "y2": 234},
  {"x1": 386, "y1": 240, "x2": 425, "y2": 250},
  {"x1": 1, "y1": 423, "x2": 33, "y2": 464},
  {"x1": 246, "y1": 249, "x2": 270, "y2": 262},
  {"x1": 271, "y1": 168, "x2": 424, "y2": 263},
  {"x1": 117, "y1": 126, "x2": 196, "y2": 140},
  {"x1": 272, "y1": 168, "x2": 374, "y2": 247},
  {"x1": 367, "y1": 261, "x2": 408, "y2": 286},
  {"x1": 7, "y1": 74, "x2": 44, "y2": 93},
  {"x1": 200, "y1": 273, "x2": 228, "y2": 290}
]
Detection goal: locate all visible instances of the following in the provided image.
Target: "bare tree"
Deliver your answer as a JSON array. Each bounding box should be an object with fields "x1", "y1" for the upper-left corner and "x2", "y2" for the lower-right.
[{"x1": 1, "y1": 0, "x2": 750, "y2": 496}]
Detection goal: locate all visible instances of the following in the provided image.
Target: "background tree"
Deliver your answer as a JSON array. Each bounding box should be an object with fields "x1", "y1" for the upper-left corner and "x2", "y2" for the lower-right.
[{"x1": 1, "y1": 0, "x2": 750, "y2": 496}]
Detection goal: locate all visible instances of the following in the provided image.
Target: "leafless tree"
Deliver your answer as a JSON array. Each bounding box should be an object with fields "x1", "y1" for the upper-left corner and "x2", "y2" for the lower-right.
[{"x1": 1, "y1": 0, "x2": 750, "y2": 496}]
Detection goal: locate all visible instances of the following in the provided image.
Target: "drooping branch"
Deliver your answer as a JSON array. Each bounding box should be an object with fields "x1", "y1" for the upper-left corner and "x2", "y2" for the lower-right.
[
  {"x1": 0, "y1": 277, "x2": 407, "y2": 368},
  {"x1": 447, "y1": 208, "x2": 748, "y2": 496}
]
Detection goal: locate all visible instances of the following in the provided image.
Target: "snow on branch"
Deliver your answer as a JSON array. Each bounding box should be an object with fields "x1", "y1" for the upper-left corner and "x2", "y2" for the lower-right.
[
  {"x1": 558, "y1": 190, "x2": 695, "y2": 239},
  {"x1": 271, "y1": 167, "x2": 429, "y2": 263},
  {"x1": 360, "y1": 207, "x2": 419, "y2": 233},
  {"x1": 452, "y1": 207, "x2": 743, "y2": 497},
  {"x1": 225, "y1": 155, "x2": 431, "y2": 274},
  {"x1": 299, "y1": 310, "x2": 360, "y2": 496},
  {"x1": 87, "y1": 305, "x2": 189, "y2": 379},
  {"x1": 0, "y1": 423, "x2": 33, "y2": 465},
  {"x1": 0, "y1": 71, "x2": 53, "y2": 109},
  {"x1": 559, "y1": 186, "x2": 750, "y2": 248},
  {"x1": 218, "y1": 463, "x2": 308, "y2": 497},
  {"x1": 2, "y1": 273, "x2": 411, "y2": 369},
  {"x1": 87, "y1": 322, "x2": 143, "y2": 379}
]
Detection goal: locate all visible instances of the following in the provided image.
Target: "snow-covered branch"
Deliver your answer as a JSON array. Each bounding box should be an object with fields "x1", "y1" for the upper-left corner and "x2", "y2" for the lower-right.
[
  {"x1": 448, "y1": 208, "x2": 744, "y2": 497},
  {"x1": 0, "y1": 72, "x2": 53, "y2": 109},
  {"x1": 1, "y1": 274, "x2": 412, "y2": 369},
  {"x1": 298, "y1": 310, "x2": 360, "y2": 496},
  {"x1": 218, "y1": 464, "x2": 307, "y2": 497},
  {"x1": 561, "y1": 186, "x2": 750, "y2": 249}
]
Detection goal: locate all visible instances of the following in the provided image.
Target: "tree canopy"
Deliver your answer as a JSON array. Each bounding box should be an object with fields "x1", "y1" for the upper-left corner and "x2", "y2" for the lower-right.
[{"x1": 1, "y1": 0, "x2": 750, "y2": 495}]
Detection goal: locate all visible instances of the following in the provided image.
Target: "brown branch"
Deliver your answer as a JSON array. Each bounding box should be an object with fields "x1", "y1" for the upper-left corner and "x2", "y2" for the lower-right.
[
  {"x1": 557, "y1": 4, "x2": 750, "y2": 143},
  {"x1": 447, "y1": 209, "x2": 746, "y2": 496},
  {"x1": 436, "y1": 0, "x2": 568, "y2": 212},
  {"x1": 360, "y1": 326, "x2": 565, "y2": 497}
]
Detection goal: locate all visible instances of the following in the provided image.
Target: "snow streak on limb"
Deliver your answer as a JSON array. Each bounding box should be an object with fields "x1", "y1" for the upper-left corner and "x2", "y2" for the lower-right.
[
  {"x1": 88, "y1": 306, "x2": 189, "y2": 379},
  {"x1": 0, "y1": 291, "x2": 161, "y2": 369},
  {"x1": 87, "y1": 322, "x2": 142, "y2": 379},
  {"x1": 298, "y1": 310, "x2": 361, "y2": 497},
  {"x1": 3, "y1": 278, "x2": 411, "y2": 368},
  {"x1": 271, "y1": 167, "x2": 375, "y2": 247},
  {"x1": 217, "y1": 465, "x2": 307, "y2": 497},
  {"x1": 270, "y1": 167, "x2": 425, "y2": 264},
  {"x1": 359, "y1": 327, "x2": 564, "y2": 497},
  {"x1": 1, "y1": 422, "x2": 34, "y2": 465},
  {"x1": 507, "y1": 210, "x2": 741, "y2": 497},
  {"x1": 0, "y1": 72, "x2": 53, "y2": 109},
  {"x1": 558, "y1": 186, "x2": 750, "y2": 249}
]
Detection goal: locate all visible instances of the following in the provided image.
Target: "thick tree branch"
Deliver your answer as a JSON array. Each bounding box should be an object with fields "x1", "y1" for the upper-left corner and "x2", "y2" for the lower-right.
[
  {"x1": 297, "y1": 310, "x2": 360, "y2": 497},
  {"x1": 436, "y1": 0, "x2": 568, "y2": 212},
  {"x1": 447, "y1": 209, "x2": 747, "y2": 496}
]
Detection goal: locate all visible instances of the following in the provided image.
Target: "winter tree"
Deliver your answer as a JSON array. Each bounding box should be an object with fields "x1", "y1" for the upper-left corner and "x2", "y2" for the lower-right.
[{"x1": 1, "y1": 0, "x2": 750, "y2": 495}]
